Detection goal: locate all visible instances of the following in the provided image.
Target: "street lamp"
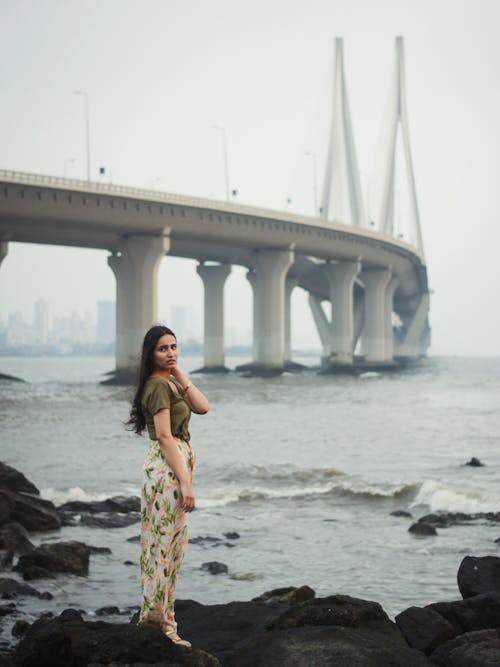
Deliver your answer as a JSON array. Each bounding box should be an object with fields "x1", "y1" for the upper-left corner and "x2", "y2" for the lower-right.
[
  {"x1": 63, "y1": 158, "x2": 76, "y2": 177},
  {"x1": 212, "y1": 124, "x2": 230, "y2": 202},
  {"x1": 304, "y1": 151, "x2": 318, "y2": 215},
  {"x1": 73, "y1": 90, "x2": 91, "y2": 182}
]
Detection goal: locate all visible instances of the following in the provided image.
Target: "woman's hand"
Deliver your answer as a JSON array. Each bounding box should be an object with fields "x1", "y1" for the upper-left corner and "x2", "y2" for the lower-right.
[{"x1": 179, "y1": 478, "x2": 195, "y2": 512}]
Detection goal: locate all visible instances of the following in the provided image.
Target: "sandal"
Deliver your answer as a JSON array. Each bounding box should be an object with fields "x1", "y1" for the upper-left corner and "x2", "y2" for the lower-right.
[{"x1": 165, "y1": 630, "x2": 192, "y2": 648}]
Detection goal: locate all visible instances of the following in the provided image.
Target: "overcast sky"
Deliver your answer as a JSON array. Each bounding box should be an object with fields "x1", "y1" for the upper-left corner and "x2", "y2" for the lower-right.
[{"x1": 1, "y1": 0, "x2": 499, "y2": 355}]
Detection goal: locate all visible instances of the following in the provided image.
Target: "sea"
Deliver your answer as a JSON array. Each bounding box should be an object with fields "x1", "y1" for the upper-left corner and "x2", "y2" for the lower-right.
[{"x1": 0, "y1": 354, "x2": 499, "y2": 626}]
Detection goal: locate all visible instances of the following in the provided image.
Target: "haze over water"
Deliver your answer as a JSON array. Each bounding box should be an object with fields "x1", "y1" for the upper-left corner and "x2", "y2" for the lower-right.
[{"x1": 1, "y1": 355, "x2": 499, "y2": 622}]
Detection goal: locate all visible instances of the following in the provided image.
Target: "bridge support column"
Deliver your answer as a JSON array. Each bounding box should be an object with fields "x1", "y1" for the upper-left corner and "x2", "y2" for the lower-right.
[
  {"x1": 251, "y1": 248, "x2": 294, "y2": 371},
  {"x1": 308, "y1": 294, "x2": 331, "y2": 358},
  {"x1": 323, "y1": 260, "x2": 361, "y2": 368},
  {"x1": 246, "y1": 270, "x2": 259, "y2": 363},
  {"x1": 196, "y1": 262, "x2": 231, "y2": 372},
  {"x1": 284, "y1": 276, "x2": 299, "y2": 363},
  {"x1": 395, "y1": 293, "x2": 430, "y2": 359},
  {"x1": 384, "y1": 277, "x2": 399, "y2": 360},
  {"x1": 108, "y1": 231, "x2": 170, "y2": 379},
  {"x1": 361, "y1": 268, "x2": 393, "y2": 365}
]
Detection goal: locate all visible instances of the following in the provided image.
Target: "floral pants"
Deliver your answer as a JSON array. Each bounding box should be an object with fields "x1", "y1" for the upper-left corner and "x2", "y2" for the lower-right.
[{"x1": 139, "y1": 439, "x2": 195, "y2": 633}]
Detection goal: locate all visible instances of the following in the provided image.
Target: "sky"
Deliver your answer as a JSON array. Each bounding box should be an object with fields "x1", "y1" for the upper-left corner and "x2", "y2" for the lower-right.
[{"x1": 0, "y1": 0, "x2": 499, "y2": 355}]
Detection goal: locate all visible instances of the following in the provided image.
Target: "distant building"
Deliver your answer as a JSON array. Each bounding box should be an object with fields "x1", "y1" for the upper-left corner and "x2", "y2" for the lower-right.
[
  {"x1": 97, "y1": 301, "x2": 115, "y2": 343},
  {"x1": 34, "y1": 299, "x2": 49, "y2": 345}
]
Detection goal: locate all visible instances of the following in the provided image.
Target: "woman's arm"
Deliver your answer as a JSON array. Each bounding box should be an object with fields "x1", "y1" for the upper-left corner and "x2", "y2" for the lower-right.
[
  {"x1": 153, "y1": 409, "x2": 195, "y2": 512},
  {"x1": 170, "y1": 367, "x2": 210, "y2": 415}
]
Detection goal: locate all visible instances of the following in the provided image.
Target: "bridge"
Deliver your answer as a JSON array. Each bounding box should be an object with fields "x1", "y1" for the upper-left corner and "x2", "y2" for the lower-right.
[{"x1": 0, "y1": 37, "x2": 430, "y2": 377}]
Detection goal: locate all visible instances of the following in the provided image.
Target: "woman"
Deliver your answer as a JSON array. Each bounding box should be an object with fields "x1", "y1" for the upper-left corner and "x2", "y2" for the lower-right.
[{"x1": 127, "y1": 325, "x2": 209, "y2": 647}]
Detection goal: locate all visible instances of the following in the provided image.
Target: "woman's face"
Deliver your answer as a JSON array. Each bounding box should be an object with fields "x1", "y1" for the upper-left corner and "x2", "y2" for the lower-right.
[{"x1": 152, "y1": 334, "x2": 178, "y2": 373}]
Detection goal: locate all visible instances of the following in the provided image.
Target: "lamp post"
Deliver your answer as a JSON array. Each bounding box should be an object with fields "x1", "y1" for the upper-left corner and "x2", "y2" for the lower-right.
[
  {"x1": 304, "y1": 151, "x2": 318, "y2": 215},
  {"x1": 73, "y1": 90, "x2": 91, "y2": 182},
  {"x1": 212, "y1": 124, "x2": 230, "y2": 202}
]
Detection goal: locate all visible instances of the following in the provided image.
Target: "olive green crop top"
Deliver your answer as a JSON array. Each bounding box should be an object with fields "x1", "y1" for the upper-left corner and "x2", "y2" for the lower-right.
[{"x1": 141, "y1": 376, "x2": 191, "y2": 442}]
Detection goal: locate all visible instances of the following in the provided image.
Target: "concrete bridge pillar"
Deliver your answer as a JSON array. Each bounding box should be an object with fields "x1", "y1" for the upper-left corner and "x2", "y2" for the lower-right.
[
  {"x1": 250, "y1": 248, "x2": 294, "y2": 369},
  {"x1": 284, "y1": 276, "x2": 299, "y2": 362},
  {"x1": 0, "y1": 241, "x2": 8, "y2": 268},
  {"x1": 108, "y1": 231, "x2": 170, "y2": 376},
  {"x1": 361, "y1": 268, "x2": 392, "y2": 364},
  {"x1": 308, "y1": 294, "x2": 330, "y2": 357},
  {"x1": 246, "y1": 270, "x2": 259, "y2": 362},
  {"x1": 196, "y1": 262, "x2": 231, "y2": 371},
  {"x1": 384, "y1": 276, "x2": 399, "y2": 360},
  {"x1": 323, "y1": 260, "x2": 361, "y2": 367}
]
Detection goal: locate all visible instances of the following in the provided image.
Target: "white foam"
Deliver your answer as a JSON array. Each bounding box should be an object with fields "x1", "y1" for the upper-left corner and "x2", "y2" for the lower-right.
[
  {"x1": 359, "y1": 372, "x2": 380, "y2": 379},
  {"x1": 40, "y1": 486, "x2": 127, "y2": 505},
  {"x1": 410, "y1": 480, "x2": 500, "y2": 514}
]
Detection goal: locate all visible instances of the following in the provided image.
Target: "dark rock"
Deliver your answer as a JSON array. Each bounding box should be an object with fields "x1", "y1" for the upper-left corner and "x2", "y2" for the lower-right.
[
  {"x1": 0, "y1": 603, "x2": 17, "y2": 617},
  {"x1": 465, "y1": 457, "x2": 484, "y2": 467},
  {"x1": 0, "y1": 491, "x2": 60, "y2": 532},
  {"x1": 224, "y1": 625, "x2": 432, "y2": 667},
  {"x1": 457, "y1": 555, "x2": 500, "y2": 598},
  {"x1": 0, "y1": 523, "x2": 35, "y2": 556},
  {"x1": 79, "y1": 511, "x2": 141, "y2": 528},
  {"x1": 223, "y1": 532, "x2": 240, "y2": 540},
  {"x1": 127, "y1": 535, "x2": 141, "y2": 542},
  {"x1": 409, "y1": 522, "x2": 437, "y2": 536},
  {"x1": 201, "y1": 561, "x2": 228, "y2": 575},
  {"x1": 123, "y1": 560, "x2": 135, "y2": 566},
  {"x1": 418, "y1": 512, "x2": 500, "y2": 528},
  {"x1": 190, "y1": 536, "x2": 223, "y2": 545},
  {"x1": 395, "y1": 605, "x2": 456, "y2": 654},
  {"x1": 11, "y1": 621, "x2": 30, "y2": 638},
  {"x1": 58, "y1": 495, "x2": 140, "y2": 514},
  {"x1": 428, "y1": 592, "x2": 500, "y2": 633},
  {"x1": 87, "y1": 545, "x2": 111, "y2": 555},
  {"x1": 14, "y1": 541, "x2": 90, "y2": 579},
  {"x1": 391, "y1": 510, "x2": 413, "y2": 518},
  {"x1": 429, "y1": 628, "x2": 500, "y2": 666},
  {"x1": 252, "y1": 586, "x2": 315, "y2": 605},
  {"x1": 0, "y1": 464, "x2": 39, "y2": 496},
  {"x1": 0, "y1": 578, "x2": 52, "y2": 600},
  {"x1": 95, "y1": 605, "x2": 120, "y2": 616},
  {"x1": 14, "y1": 609, "x2": 220, "y2": 666},
  {"x1": 270, "y1": 595, "x2": 402, "y2": 641}
]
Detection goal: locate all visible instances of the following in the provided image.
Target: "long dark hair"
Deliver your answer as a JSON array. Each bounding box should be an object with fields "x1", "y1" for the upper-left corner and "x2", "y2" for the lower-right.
[{"x1": 126, "y1": 325, "x2": 176, "y2": 435}]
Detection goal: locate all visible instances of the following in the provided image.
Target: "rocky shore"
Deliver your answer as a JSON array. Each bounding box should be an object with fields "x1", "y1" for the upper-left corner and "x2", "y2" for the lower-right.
[{"x1": 1, "y1": 461, "x2": 500, "y2": 666}]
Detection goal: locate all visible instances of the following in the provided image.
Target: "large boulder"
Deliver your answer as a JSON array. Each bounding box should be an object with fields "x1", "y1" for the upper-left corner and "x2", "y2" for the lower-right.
[
  {"x1": 0, "y1": 577, "x2": 52, "y2": 600},
  {"x1": 429, "y1": 628, "x2": 500, "y2": 666},
  {"x1": 57, "y1": 495, "x2": 140, "y2": 513},
  {"x1": 14, "y1": 541, "x2": 90, "y2": 580},
  {"x1": 15, "y1": 608, "x2": 219, "y2": 667},
  {"x1": 224, "y1": 625, "x2": 432, "y2": 667},
  {"x1": 395, "y1": 606, "x2": 456, "y2": 654},
  {"x1": 0, "y1": 463, "x2": 39, "y2": 496},
  {"x1": 457, "y1": 555, "x2": 500, "y2": 598},
  {"x1": 0, "y1": 491, "x2": 60, "y2": 532},
  {"x1": 427, "y1": 592, "x2": 500, "y2": 633},
  {"x1": 0, "y1": 523, "x2": 35, "y2": 556}
]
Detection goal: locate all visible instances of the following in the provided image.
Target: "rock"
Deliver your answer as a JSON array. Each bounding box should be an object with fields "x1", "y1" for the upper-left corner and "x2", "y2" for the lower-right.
[
  {"x1": 0, "y1": 491, "x2": 60, "y2": 533},
  {"x1": 224, "y1": 625, "x2": 432, "y2": 667},
  {"x1": 457, "y1": 555, "x2": 500, "y2": 598},
  {"x1": 79, "y1": 511, "x2": 141, "y2": 528},
  {"x1": 391, "y1": 510, "x2": 413, "y2": 518},
  {"x1": 495, "y1": 537, "x2": 500, "y2": 543},
  {"x1": 252, "y1": 586, "x2": 315, "y2": 605},
  {"x1": 14, "y1": 609, "x2": 220, "y2": 667},
  {"x1": 395, "y1": 605, "x2": 456, "y2": 654},
  {"x1": 11, "y1": 620, "x2": 30, "y2": 637},
  {"x1": 87, "y1": 545, "x2": 111, "y2": 555},
  {"x1": 465, "y1": 457, "x2": 484, "y2": 467},
  {"x1": 95, "y1": 605, "x2": 120, "y2": 616},
  {"x1": 223, "y1": 532, "x2": 240, "y2": 540},
  {"x1": 418, "y1": 512, "x2": 500, "y2": 528},
  {"x1": 0, "y1": 523, "x2": 35, "y2": 556},
  {"x1": 0, "y1": 463, "x2": 39, "y2": 496},
  {"x1": 429, "y1": 628, "x2": 500, "y2": 666},
  {"x1": 428, "y1": 592, "x2": 500, "y2": 633},
  {"x1": 409, "y1": 522, "x2": 437, "y2": 536},
  {"x1": 190, "y1": 535, "x2": 223, "y2": 545},
  {"x1": 0, "y1": 578, "x2": 52, "y2": 600},
  {"x1": 123, "y1": 560, "x2": 134, "y2": 566},
  {"x1": 201, "y1": 561, "x2": 228, "y2": 575},
  {"x1": 126, "y1": 535, "x2": 140, "y2": 542},
  {"x1": 0, "y1": 603, "x2": 17, "y2": 616},
  {"x1": 58, "y1": 495, "x2": 140, "y2": 514},
  {"x1": 14, "y1": 541, "x2": 90, "y2": 580}
]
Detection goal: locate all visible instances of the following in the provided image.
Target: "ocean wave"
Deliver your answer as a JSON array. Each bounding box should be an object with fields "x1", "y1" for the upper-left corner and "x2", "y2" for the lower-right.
[
  {"x1": 215, "y1": 463, "x2": 345, "y2": 484},
  {"x1": 40, "y1": 485, "x2": 138, "y2": 505},
  {"x1": 409, "y1": 480, "x2": 500, "y2": 514}
]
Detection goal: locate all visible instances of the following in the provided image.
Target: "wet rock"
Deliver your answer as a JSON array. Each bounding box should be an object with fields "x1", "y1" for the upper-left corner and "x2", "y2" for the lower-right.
[
  {"x1": 11, "y1": 620, "x2": 30, "y2": 637},
  {"x1": 0, "y1": 603, "x2": 17, "y2": 616},
  {"x1": 391, "y1": 510, "x2": 413, "y2": 518},
  {"x1": 429, "y1": 628, "x2": 500, "y2": 666},
  {"x1": 0, "y1": 491, "x2": 60, "y2": 533},
  {"x1": 409, "y1": 522, "x2": 437, "y2": 536},
  {"x1": 395, "y1": 605, "x2": 456, "y2": 654},
  {"x1": 201, "y1": 561, "x2": 228, "y2": 575},
  {"x1": 223, "y1": 532, "x2": 240, "y2": 540},
  {"x1": 58, "y1": 495, "x2": 140, "y2": 514},
  {"x1": 428, "y1": 592, "x2": 500, "y2": 634},
  {"x1": 88, "y1": 545, "x2": 112, "y2": 555},
  {"x1": 0, "y1": 463, "x2": 39, "y2": 496},
  {"x1": 0, "y1": 523, "x2": 35, "y2": 556},
  {"x1": 79, "y1": 511, "x2": 141, "y2": 528},
  {"x1": 252, "y1": 586, "x2": 315, "y2": 605},
  {"x1": 14, "y1": 541, "x2": 90, "y2": 580},
  {"x1": 190, "y1": 535, "x2": 223, "y2": 545},
  {"x1": 95, "y1": 605, "x2": 120, "y2": 616},
  {"x1": 465, "y1": 457, "x2": 484, "y2": 467},
  {"x1": 418, "y1": 512, "x2": 500, "y2": 528},
  {"x1": 126, "y1": 534, "x2": 140, "y2": 542},
  {"x1": 14, "y1": 609, "x2": 220, "y2": 666},
  {"x1": 224, "y1": 625, "x2": 432, "y2": 667},
  {"x1": 457, "y1": 555, "x2": 500, "y2": 598},
  {"x1": 123, "y1": 560, "x2": 135, "y2": 566},
  {"x1": 0, "y1": 578, "x2": 52, "y2": 600}
]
